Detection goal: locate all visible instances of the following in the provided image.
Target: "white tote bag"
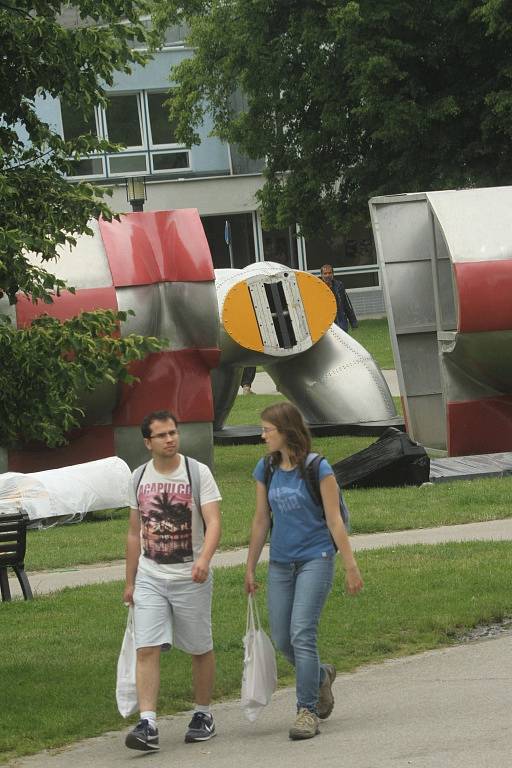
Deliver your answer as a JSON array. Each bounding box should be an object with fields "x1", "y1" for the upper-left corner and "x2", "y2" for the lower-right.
[
  {"x1": 241, "y1": 593, "x2": 277, "y2": 722},
  {"x1": 116, "y1": 607, "x2": 138, "y2": 718}
]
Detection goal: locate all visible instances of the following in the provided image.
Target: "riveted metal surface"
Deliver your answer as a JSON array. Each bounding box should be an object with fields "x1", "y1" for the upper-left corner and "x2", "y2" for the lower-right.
[
  {"x1": 218, "y1": 263, "x2": 333, "y2": 358},
  {"x1": 266, "y1": 325, "x2": 396, "y2": 424}
]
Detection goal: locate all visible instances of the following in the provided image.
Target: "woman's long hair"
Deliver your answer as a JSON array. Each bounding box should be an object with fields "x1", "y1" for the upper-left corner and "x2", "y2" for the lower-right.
[{"x1": 261, "y1": 402, "x2": 312, "y2": 473}]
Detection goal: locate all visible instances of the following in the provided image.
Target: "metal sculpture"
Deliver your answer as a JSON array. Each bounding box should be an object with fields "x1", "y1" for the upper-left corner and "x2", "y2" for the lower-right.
[
  {"x1": 0, "y1": 211, "x2": 220, "y2": 473},
  {"x1": 1, "y1": 212, "x2": 396, "y2": 474},
  {"x1": 213, "y1": 262, "x2": 396, "y2": 429},
  {"x1": 370, "y1": 185, "x2": 512, "y2": 456}
]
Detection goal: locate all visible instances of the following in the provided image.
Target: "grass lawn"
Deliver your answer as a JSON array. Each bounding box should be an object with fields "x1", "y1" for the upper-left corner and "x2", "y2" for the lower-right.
[
  {"x1": 24, "y1": 432, "x2": 512, "y2": 571},
  {"x1": 2, "y1": 540, "x2": 512, "y2": 763},
  {"x1": 351, "y1": 317, "x2": 395, "y2": 369}
]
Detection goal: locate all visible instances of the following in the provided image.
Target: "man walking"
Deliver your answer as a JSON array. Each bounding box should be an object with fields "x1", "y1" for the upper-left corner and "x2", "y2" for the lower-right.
[
  {"x1": 320, "y1": 263, "x2": 358, "y2": 332},
  {"x1": 123, "y1": 409, "x2": 222, "y2": 751}
]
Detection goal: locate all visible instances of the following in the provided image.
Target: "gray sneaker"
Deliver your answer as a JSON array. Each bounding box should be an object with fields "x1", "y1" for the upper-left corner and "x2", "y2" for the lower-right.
[
  {"x1": 289, "y1": 708, "x2": 320, "y2": 740},
  {"x1": 318, "y1": 663, "x2": 336, "y2": 719},
  {"x1": 125, "y1": 719, "x2": 160, "y2": 751}
]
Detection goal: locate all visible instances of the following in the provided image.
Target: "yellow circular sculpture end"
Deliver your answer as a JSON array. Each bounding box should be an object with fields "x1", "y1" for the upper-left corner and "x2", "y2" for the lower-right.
[
  {"x1": 295, "y1": 272, "x2": 336, "y2": 342},
  {"x1": 222, "y1": 281, "x2": 264, "y2": 351}
]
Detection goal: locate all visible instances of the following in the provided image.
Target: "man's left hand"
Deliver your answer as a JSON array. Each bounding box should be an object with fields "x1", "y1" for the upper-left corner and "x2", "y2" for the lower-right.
[{"x1": 192, "y1": 557, "x2": 210, "y2": 582}]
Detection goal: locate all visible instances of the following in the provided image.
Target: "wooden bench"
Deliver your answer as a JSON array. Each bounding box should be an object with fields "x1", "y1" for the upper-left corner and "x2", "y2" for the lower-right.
[{"x1": 0, "y1": 511, "x2": 33, "y2": 601}]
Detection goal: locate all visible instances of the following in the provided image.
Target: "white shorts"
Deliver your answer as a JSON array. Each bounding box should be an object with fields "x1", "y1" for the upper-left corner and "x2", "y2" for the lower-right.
[{"x1": 133, "y1": 571, "x2": 213, "y2": 655}]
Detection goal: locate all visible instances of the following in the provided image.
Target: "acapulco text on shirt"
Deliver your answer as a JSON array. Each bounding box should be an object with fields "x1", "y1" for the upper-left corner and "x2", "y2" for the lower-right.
[{"x1": 138, "y1": 481, "x2": 194, "y2": 564}]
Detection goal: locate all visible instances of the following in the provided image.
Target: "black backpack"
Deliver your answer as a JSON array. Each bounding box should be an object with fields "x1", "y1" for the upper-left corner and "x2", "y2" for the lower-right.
[{"x1": 263, "y1": 452, "x2": 350, "y2": 538}]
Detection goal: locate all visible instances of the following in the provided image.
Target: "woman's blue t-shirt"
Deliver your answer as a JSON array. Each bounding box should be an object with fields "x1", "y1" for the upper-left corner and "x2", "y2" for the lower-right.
[{"x1": 253, "y1": 456, "x2": 336, "y2": 563}]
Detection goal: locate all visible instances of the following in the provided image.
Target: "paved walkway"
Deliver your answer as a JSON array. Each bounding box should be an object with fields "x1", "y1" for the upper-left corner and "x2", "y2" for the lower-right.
[
  {"x1": 9, "y1": 631, "x2": 512, "y2": 768},
  {"x1": 8, "y1": 518, "x2": 512, "y2": 599},
  {"x1": 7, "y1": 519, "x2": 512, "y2": 768}
]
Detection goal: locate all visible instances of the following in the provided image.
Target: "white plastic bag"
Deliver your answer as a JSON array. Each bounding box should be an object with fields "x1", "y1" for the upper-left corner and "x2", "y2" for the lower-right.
[
  {"x1": 241, "y1": 593, "x2": 277, "y2": 722},
  {"x1": 116, "y1": 607, "x2": 138, "y2": 718}
]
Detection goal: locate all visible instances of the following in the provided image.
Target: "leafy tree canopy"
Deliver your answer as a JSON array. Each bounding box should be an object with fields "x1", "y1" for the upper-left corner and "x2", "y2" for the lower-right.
[
  {"x1": 162, "y1": 0, "x2": 512, "y2": 235},
  {"x1": 0, "y1": 2, "x2": 166, "y2": 449},
  {"x1": 0, "y1": 0, "x2": 157, "y2": 303}
]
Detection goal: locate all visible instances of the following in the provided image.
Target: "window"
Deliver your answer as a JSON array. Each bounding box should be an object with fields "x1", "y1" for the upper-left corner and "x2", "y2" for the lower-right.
[
  {"x1": 104, "y1": 93, "x2": 143, "y2": 147},
  {"x1": 201, "y1": 214, "x2": 256, "y2": 269},
  {"x1": 147, "y1": 92, "x2": 178, "y2": 146},
  {"x1": 151, "y1": 151, "x2": 189, "y2": 172},
  {"x1": 262, "y1": 227, "x2": 298, "y2": 268},
  {"x1": 60, "y1": 90, "x2": 189, "y2": 180},
  {"x1": 61, "y1": 102, "x2": 97, "y2": 142}
]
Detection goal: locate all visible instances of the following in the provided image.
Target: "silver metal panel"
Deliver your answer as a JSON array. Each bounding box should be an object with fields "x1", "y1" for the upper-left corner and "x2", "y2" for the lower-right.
[
  {"x1": 266, "y1": 325, "x2": 396, "y2": 424},
  {"x1": 117, "y1": 282, "x2": 220, "y2": 351},
  {"x1": 247, "y1": 271, "x2": 312, "y2": 354},
  {"x1": 375, "y1": 197, "x2": 431, "y2": 264},
  {"x1": 24, "y1": 219, "x2": 113, "y2": 288},
  {"x1": 406, "y1": 394, "x2": 446, "y2": 450},
  {"x1": 386, "y1": 261, "x2": 437, "y2": 332},
  {"x1": 114, "y1": 422, "x2": 214, "y2": 471},
  {"x1": 435, "y1": 258, "x2": 457, "y2": 331},
  {"x1": 370, "y1": 193, "x2": 453, "y2": 449},
  {"x1": 211, "y1": 366, "x2": 243, "y2": 430},
  {"x1": 427, "y1": 186, "x2": 512, "y2": 263},
  {"x1": 396, "y1": 333, "x2": 442, "y2": 396}
]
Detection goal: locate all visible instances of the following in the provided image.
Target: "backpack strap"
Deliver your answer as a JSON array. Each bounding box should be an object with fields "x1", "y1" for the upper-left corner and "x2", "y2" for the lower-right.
[
  {"x1": 184, "y1": 456, "x2": 202, "y2": 517},
  {"x1": 132, "y1": 457, "x2": 204, "y2": 528},
  {"x1": 132, "y1": 462, "x2": 148, "y2": 503},
  {"x1": 304, "y1": 452, "x2": 323, "y2": 507}
]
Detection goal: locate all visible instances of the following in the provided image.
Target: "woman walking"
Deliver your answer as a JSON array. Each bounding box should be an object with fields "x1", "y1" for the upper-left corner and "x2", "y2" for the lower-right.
[{"x1": 245, "y1": 402, "x2": 363, "y2": 740}]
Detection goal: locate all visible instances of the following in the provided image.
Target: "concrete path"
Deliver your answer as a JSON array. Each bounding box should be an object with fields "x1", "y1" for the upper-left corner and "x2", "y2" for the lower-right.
[
  {"x1": 239, "y1": 369, "x2": 401, "y2": 397},
  {"x1": 6, "y1": 518, "x2": 512, "y2": 767},
  {"x1": 10, "y1": 635, "x2": 512, "y2": 768},
  {"x1": 8, "y1": 517, "x2": 512, "y2": 598}
]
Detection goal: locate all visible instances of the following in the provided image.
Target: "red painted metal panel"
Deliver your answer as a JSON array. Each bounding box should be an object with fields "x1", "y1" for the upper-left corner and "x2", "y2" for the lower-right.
[
  {"x1": 447, "y1": 396, "x2": 512, "y2": 455},
  {"x1": 113, "y1": 349, "x2": 221, "y2": 426},
  {"x1": 454, "y1": 261, "x2": 512, "y2": 333},
  {"x1": 99, "y1": 210, "x2": 215, "y2": 288},
  {"x1": 8, "y1": 426, "x2": 115, "y2": 472},
  {"x1": 16, "y1": 287, "x2": 118, "y2": 328}
]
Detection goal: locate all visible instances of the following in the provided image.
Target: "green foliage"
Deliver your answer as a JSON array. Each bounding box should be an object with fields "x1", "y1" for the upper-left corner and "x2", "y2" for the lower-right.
[
  {"x1": 0, "y1": 2, "x2": 167, "y2": 447},
  {"x1": 0, "y1": 0, "x2": 159, "y2": 302},
  {"x1": 0, "y1": 310, "x2": 164, "y2": 448},
  {"x1": 164, "y1": 0, "x2": 512, "y2": 235}
]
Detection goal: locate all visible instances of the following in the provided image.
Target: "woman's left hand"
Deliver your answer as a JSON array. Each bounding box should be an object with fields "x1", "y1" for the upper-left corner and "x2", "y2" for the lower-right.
[{"x1": 345, "y1": 564, "x2": 363, "y2": 595}]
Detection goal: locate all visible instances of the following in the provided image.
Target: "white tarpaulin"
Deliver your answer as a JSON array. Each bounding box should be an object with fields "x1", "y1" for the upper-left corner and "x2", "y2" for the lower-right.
[{"x1": 0, "y1": 457, "x2": 132, "y2": 527}]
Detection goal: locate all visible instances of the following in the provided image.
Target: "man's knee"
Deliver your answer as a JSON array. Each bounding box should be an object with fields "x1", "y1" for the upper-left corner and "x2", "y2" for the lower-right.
[{"x1": 137, "y1": 646, "x2": 161, "y2": 662}]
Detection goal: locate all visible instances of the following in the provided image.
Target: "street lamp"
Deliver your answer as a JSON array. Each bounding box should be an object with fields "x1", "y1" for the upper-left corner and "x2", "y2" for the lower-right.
[{"x1": 125, "y1": 176, "x2": 147, "y2": 212}]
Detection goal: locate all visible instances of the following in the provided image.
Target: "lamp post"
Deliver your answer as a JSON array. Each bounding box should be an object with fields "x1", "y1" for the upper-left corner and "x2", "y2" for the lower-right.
[{"x1": 125, "y1": 176, "x2": 147, "y2": 212}]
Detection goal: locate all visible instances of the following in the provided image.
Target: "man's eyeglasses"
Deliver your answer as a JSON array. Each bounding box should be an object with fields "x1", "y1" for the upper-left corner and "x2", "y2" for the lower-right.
[
  {"x1": 261, "y1": 426, "x2": 277, "y2": 434},
  {"x1": 149, "y1": 430, "x2": 178, "y2": 440}
]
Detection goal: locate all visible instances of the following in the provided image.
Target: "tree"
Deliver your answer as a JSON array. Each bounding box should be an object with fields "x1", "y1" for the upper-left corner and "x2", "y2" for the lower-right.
[
  {"x1": 0, "y1": 1, "x2": 164, "y2": 448},
  {"x1": 163, "y1": 0, "x2": 512, "y2": 236}
]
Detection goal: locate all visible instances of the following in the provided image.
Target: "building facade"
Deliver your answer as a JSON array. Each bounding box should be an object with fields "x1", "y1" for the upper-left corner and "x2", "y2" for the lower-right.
[{"x1": 36, "y1": 19, "x2": 384, "y2": 317}]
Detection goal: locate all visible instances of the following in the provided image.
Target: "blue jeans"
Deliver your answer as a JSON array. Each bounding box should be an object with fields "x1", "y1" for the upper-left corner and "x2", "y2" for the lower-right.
[{"x1": 267, "y1": 556, "x2": 335, "y2": 713}]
